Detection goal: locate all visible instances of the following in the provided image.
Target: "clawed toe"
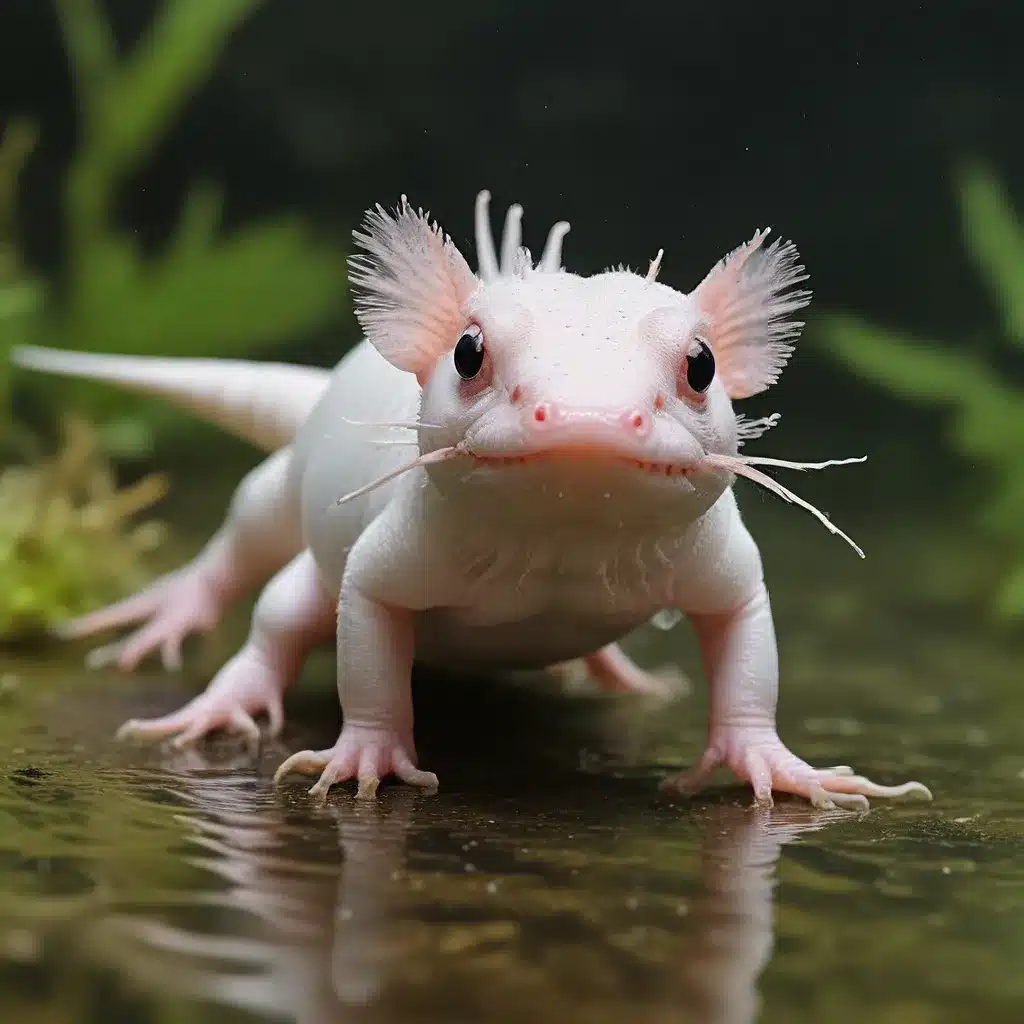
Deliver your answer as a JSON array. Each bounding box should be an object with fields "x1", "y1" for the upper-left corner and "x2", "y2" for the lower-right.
[
  {"x1": 167, "y1": 707, "x2": 261, "y2": 754},
  {"x1": 273, "y1": 748, "x2": 331, "y2": 785},
  {"x1": 816, "y1": 772, "x2": 932, "y2": 802},
  {"x1": 116, "y1": 703, "x2": 270, "y2": 756},
  {"x1": 788, "y1": 766, "x2": 932, "y2": 812},
  {"x1": 273, "y1": 729, "x2": 439, "y2": 803},
  {"x1": 662, "y1": 730, "x2": 933, "y2": 813},
  {"x1": 58, "y1": 570, "x2": 220, "y2": 672}
]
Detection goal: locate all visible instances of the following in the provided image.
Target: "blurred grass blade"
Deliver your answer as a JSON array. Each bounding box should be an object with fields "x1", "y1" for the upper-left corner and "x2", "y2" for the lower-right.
[
  {"x1": 53, "y1": 0, "x2": 117, "y2": 122},
  {"x1": 99, "y1": 0, "x2": 263, "y2": 176},
  {"x1": 0, "y1": 119, "x2": 39, "y2": 234},
  {"x1": 956, "y1": 160, "x2": 1024, "y2": 346},
  {"x1": 815, "y1": 313, "x2": 1000, "y2": 402}
]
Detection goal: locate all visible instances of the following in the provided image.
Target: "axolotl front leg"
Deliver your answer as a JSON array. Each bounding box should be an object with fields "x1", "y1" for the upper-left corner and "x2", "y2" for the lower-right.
[
  {"x1": 274, "y1": 510, "x2": 441, "y2": 800},
  {"x1": 662, "y1": 521, "x2": 932, "y2": 811}
]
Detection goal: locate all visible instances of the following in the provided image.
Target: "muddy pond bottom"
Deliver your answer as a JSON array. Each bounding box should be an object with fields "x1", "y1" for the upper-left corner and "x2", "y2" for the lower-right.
[{"x1": 1, "y1": 516, "x2": 1023, "y2": 1023}]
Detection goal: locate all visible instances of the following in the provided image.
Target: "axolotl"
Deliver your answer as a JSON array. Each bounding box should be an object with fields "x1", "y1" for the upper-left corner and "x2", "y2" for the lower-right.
[{"x1": 12, "y1": 191, "x2": 932, "y2": 812}]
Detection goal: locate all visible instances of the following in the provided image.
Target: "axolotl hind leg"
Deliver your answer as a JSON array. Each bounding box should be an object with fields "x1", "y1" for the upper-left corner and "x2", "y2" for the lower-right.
[
  {"x1": 65, "y1": 448, "x2": 301, "y2": 673},
  {"x1": 118, "y1": 549, "x2": 334, "y2": 749},
  {"x1": 550, "y1": 643, "x2": 690, "y2": 700}
]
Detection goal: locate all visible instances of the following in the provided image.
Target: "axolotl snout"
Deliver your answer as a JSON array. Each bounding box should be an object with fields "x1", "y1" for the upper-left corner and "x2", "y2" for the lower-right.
[{"x1": 12, "y1": 191, "x2": 933, "y2": 812}]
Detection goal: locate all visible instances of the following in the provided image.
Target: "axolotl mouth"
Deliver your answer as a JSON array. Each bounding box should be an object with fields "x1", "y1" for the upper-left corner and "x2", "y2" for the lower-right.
[{"x1": 464, "y1": 446, "x2": 698, "y2": 478}]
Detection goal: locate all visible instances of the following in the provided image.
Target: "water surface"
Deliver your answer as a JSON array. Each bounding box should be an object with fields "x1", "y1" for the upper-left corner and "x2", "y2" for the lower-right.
[{"x1": 1, "y1": 500, "x2": 1022, "y2": 1024}]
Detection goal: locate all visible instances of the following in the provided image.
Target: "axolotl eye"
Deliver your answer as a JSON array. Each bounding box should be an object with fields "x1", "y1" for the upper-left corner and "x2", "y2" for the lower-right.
[
  {"x1": 683, "y1": 337, "x2": 716, "y2": 395},
  {"x1": 453, "y1": 325, "x2": 486, "y2": 380}
]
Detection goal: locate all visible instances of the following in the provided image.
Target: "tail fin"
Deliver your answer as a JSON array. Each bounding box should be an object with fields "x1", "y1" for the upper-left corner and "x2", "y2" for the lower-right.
[{"x1": 11, "y1": 345, "x2": 331, "y2": 452}]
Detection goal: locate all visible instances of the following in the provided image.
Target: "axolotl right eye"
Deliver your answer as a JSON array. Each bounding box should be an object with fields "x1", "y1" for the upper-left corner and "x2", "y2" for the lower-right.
[{"x1": 453, "y1": 325, "x2": 486, "y2": 380}]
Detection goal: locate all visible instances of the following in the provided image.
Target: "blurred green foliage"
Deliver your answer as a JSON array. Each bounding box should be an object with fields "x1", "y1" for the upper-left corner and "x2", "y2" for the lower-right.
[
  {"x1": 815, "y1": 161, "x2": 1024, "y2": 621},
  {"x1": 0, "y1": 120, "x2": 46, "y2": 451},
  {"x1": 22, "y1": 0, "x2": 347, "y2": 455},
  {"x1": 0, "y1": 414, "x2": 168, "y2": 639},
  {"x1": 0, "y1": 0, "x2": 348, "y2": 639}
]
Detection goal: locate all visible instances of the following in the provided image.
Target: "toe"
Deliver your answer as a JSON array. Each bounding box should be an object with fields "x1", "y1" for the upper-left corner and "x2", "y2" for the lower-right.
[
  {"x1": 169, "y1": 716, "x2": 216, "y2": 749},
  {"x1": 392, "y1": 748, "x2": 439, "y2": 791},
  {"x1": 660, "y1": 746, "x2": 723, "y2": 796},
  {"x1": 356, "y1": 776, "x2": 381, "y2": 800},
  {"x1": 308, "y1": 756, "x2": 357, "y2": 802},
  {"x1": 227, "y1": 708, "x2": 262, "y2": 754},
  {"x1": 820, "y1": 773, "x2": 933, "y2": 801},
  {"x1": 160, "y1": 635, "x2": 185, "y2": 673},
  {"x1": 264, "y1": 698, "x2": 285, "y2": 739},
  {"x1": 85, "y1": 640, "x2": 129, "y2": 671},
  {"x1": 55, "y1": 585, "x2": 166, "y2": 639},
  {"x1": 273, "y1": 749, "x2": 330, "y2": 785},
  {"x1": 117, "y1": 619, "x2": 175, "y2": 671},
  {"x1": 116, "y1": 703, "x2": 201, "y2": 742},
  {"x1": 825, "y1": 791, "x2": 870, "y2": 812},
  {"x1": 743, "y1": 748, "x2": 774, "y2": 806}
]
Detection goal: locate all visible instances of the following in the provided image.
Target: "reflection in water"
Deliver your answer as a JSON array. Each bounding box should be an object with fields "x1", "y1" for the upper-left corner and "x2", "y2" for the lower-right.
[
  {"x1": 680, "y1": 806, "x2": 844, "y2": 1024},
  {"x1": 77, "y1": 765, "x2": 845, "y2": 1024}
]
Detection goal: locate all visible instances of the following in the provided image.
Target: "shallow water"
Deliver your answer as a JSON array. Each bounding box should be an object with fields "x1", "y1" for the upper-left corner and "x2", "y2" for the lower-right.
[{"x1": 1, "y1": 499, "x2": 1023, "y2": 1024}]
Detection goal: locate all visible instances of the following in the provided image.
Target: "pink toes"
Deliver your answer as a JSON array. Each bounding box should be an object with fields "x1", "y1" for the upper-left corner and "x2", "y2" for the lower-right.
[
  {"x1": 662, "y1": 727, "x2": 933, "y2": 812},
  {"x1": 59, "y1": 569, "x2": 222, "y2": 672},
  {"x1": 274, "y1": 726, "x2": 439, "y2": 802},
  {"x1": 114, "y1": 650, "x2": 286, "y2": 752},
  {"x1": 116, "y1": 700, "x2": 272, "y2": 754},
  {"x1": 659, "y1": 746, "x2": 724, "y2": 797}
]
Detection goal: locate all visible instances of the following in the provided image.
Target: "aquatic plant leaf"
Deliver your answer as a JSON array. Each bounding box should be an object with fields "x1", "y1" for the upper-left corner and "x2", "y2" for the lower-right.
[
  {"x1": 994, "y1": 562, "x2": 1024, "y2": 620},
  {"x1": 974, "y1": 465, "x2": 1024, "y2": 538},
  {"x1": 813, "y1": 162, "x2": 1024, "y2": 622},
  {"x1": 57, "y1": 0, "x2": 261, "y2": 181},
  {"x1": 956, "y1": 161, "x2": 1024, "y2": 346},
  {"x1": 0, "y1": 120, "x2": 43, "y2": 445},
  {"x1": 952, "y1": 394, "x2": 1024, "y2": 465},
  {"x1": 101, "y1": 0, "x2": 261, "y2": 172},
  {"x1": 0, "y1": 120, "x2": 38, "y2": 237},
  {"x1": 815, "y1": 313, "x2": 1001, "y2": 403},
  {"x1": 68, "y1": 218, "x2": 346, "y2": 358},
  {"x1": 167, "y1": 182, "x2": 224, "y2": 261},
  {"x1": 36, "y1": 0, "x2": 346, "y2": 444}
]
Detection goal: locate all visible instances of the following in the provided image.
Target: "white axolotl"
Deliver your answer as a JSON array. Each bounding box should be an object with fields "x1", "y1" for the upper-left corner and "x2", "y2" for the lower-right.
[{"x1": 12, "y1": 191, "x2": 933, "y2": 812}]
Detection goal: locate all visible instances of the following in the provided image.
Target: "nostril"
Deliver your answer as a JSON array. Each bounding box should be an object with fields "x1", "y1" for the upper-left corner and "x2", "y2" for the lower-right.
[{"x1": 623, "y1": 409, "x2": 649, "y2": 435}]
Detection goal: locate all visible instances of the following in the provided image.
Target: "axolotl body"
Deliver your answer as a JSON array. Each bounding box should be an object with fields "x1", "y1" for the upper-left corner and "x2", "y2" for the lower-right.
[{"x1": 13, "y1": 191, "x2": 932, "y2": 811}]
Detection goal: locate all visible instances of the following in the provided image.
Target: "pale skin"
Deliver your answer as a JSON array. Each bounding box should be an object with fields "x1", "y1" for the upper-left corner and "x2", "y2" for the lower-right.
[{"x1": 12, "y1": 191, "x2": 932, "y2": 812}]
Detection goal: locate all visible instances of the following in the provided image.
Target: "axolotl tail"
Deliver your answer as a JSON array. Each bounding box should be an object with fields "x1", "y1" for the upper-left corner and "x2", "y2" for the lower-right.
[{"x1": 10, "y1": 345, "x2": 331, "y2": 452}]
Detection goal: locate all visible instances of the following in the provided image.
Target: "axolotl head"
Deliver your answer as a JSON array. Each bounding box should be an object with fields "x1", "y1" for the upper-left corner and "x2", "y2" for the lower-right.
[{"x1": 345, "y1": 191, "x2": 819, "y2": 535}]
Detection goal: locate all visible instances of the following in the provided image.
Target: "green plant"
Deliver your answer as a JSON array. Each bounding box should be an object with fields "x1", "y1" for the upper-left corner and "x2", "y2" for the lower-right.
[
  {"x1": 814, "y1": 161, "x2": 1024, "y2": 620},
  {"x1": 0, "y1": 0, "x2": 349, "y2": 638},
  {"x1": 28, "y1": 0, "x2": 347, "y2": 454},
  {"x1": 0, "y1": 121, "x2": 46, "y2": 450},
  {"x1": 0, "y1": 414, "x2": 168, "y2": 639}
]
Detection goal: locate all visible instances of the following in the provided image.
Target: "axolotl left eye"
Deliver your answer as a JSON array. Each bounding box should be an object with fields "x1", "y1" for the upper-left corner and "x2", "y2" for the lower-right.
[{"x1": 681, "y1": 338, "x2": 715, "y2": 396}]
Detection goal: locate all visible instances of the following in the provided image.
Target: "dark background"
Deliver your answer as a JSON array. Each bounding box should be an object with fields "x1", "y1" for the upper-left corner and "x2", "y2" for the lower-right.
[{"x1": 1, "y1": 0, "x2": 1020, "y2": 482}]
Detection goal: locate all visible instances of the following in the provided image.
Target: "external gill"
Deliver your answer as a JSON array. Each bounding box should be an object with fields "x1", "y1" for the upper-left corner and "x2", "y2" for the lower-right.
[{"x1": 474, "y1": 190, "x2": 571, "y2": 280}]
